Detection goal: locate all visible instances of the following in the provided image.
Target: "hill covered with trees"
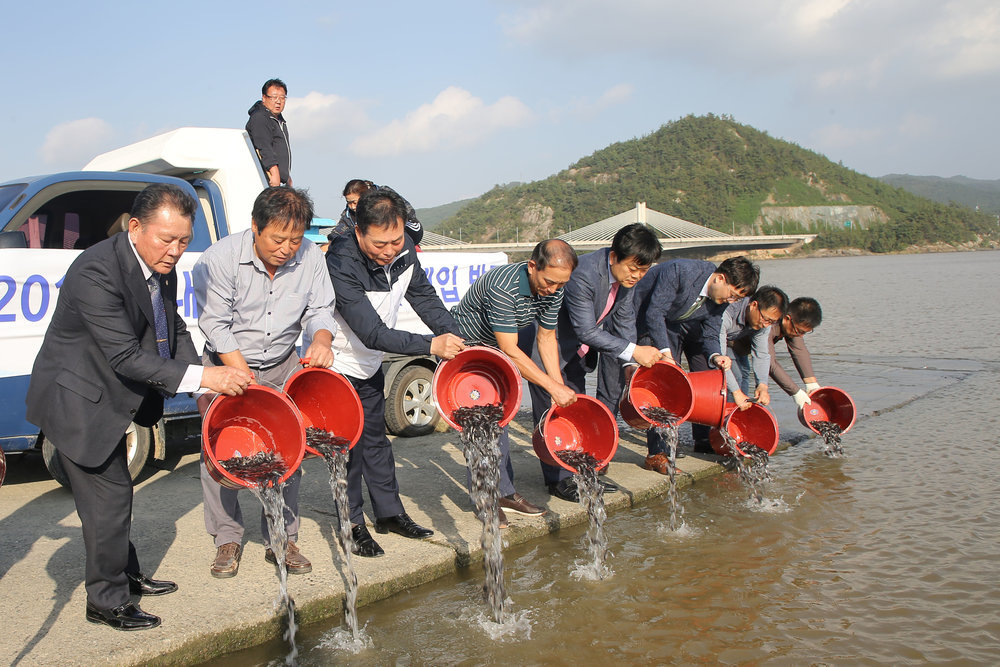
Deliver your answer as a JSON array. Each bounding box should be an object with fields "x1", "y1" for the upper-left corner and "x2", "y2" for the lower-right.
[
  {"x1": 438, "y1": 114, "x2": 996, "y2": 253},
  {"x1": 879, "y1": 174, "x2": 1000, "y2": 215}
]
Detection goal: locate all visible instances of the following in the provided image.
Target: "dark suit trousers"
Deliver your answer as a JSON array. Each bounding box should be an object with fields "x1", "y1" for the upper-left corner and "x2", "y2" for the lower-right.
[
  {"x1": 520, "y1": 327, "x2": 624, "y2": 486},
  {"x1": 646, "y1": 322, "x2": 712, "y2": 454},
  {"x1": 347, "y1": 368, "x2": 405, "y2": 525},
  {"x1": 59, "y1": 439, "x2": 141, "y2": 609}
]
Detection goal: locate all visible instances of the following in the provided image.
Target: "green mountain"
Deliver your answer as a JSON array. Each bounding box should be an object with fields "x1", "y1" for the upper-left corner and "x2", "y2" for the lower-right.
[
  {"x1": 439, "y1": 114, "x2": 996, "y2": 253},
  {"x1": 415, "y1": 196, "x2": 477, "y2": 230},
  {"x1": 879, "y1": 174, "x2": 1000, "y2": 215}
]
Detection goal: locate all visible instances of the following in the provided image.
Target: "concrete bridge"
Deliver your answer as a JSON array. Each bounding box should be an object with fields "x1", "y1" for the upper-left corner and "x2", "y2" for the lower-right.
[{"x1": 421, "y1": 234, "x2": 816, "y2": 254}]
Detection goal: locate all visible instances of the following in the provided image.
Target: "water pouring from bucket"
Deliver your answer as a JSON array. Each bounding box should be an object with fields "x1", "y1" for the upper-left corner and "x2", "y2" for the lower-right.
[
  {"x1": 798, "y1": 386, "x2": 856, "y2": 456},
  {"x1": 710, "y1": 402, "x2": 778, "y2": 505},
  {"x1": 619, "y1": 361, "x2": 695, "y2": 430},
  {"x1": 200, "y1": 384, "x2": 307, "y2": 661},
  {"x1": 283, "y1": 365, "x2": 367, "y2": 643},
  {"x1": 532, "y1": 395, "x2": 618, "y2": 579},
  {"x1": 432, "y1": 347, "x2": 522, "y2": 625}
]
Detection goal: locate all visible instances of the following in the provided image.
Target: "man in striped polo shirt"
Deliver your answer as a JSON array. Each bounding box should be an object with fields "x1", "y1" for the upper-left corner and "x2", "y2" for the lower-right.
[{"x1": 451, "y1": 239, "x2": 579, "y2": 525}]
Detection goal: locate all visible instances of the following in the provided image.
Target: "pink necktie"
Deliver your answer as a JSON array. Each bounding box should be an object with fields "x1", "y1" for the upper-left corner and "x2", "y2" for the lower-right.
[{"x1": 578, "y1": 281, "x2": 619, "y2": 357}]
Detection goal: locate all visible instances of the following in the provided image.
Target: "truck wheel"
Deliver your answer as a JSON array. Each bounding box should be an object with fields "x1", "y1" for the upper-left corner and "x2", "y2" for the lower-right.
[
  {"x1": 386, "y1": 365, "x2": 440, "y2": 437},
  {"x1": 41, "y1": 423, "x2": 153, "y2": 488}
]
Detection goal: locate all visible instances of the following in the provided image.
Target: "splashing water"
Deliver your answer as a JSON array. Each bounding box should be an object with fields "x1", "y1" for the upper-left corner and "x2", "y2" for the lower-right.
[
  {"x1": 812, "y1": 420, "x2": 845, "y2": 457},
  {"x1": 642, "y1": 407, "x2": 685, "y2": 531},
  {"x1": 555, "y1": 450, "x2": 612, "y2": 580},
  {"x1": 716, "y1": 431, "x2": 772, "y2": 506},
  {"x1": 220, "y1": 453, "x2": 298, "y2": 665},
  {"x1": 453, "y1": 404, "x2": 507, "y2": 624},
  {"x1": 306, "y1": 427, "x2": 368, "y2": 646}
]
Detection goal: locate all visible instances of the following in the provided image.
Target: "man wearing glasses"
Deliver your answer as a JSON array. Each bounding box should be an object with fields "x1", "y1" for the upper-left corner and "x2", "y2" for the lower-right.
[
  {"x1": 719, "y1": 286, "x2": 789, "y2": 411},
  {"x1": 519, "y1": 223, "x2": 665, "y2": 501},
  {"x1": 752, "y1": 296, "x2": 824, "y2": 409},
  {"x1": 632, "y1": 255, "x2": 760, "y2": 457},
  {"x1": 246, "y1": 78, "x2": 292, "y2": 187}
]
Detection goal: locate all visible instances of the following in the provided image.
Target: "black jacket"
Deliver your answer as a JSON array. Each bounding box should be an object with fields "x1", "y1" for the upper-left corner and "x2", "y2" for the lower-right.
[{"x1": 246, "y1": 101, "x2": 291, "y2": 183}]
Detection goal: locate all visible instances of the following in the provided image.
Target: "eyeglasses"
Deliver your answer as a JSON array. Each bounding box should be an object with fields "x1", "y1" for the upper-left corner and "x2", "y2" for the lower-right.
[
  {"x1": 265, "y1": 94, "x2": 287, "y2": 102},
  {"x1": 784, "y1": 317, "x2": 812, "y2": 336}
]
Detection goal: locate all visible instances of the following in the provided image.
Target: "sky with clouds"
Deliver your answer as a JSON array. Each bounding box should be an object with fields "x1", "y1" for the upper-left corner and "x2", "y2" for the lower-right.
[{"x1": 3, "y1": 0, "x2": 997, "y2": 217}]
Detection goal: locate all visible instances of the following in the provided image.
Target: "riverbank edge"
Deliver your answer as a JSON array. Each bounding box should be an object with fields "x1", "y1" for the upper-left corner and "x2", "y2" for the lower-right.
[{"x1": 141, "y1": 421, "x2": 800, "y2": 667}]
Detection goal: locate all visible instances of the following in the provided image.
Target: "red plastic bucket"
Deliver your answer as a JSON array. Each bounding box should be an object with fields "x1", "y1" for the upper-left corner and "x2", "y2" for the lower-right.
[
  {"x1": 202, "y1": 385, "x2": 306, "y2": 490},
  {"x1": 619, "y1": 361, "x2": 695, "y2": 430},
  {"x1": 532, "y1": 395, "x2": 619, "y2": 473},
  {"x1": 283, "y1": 367, "x2": 365, "y2": 455},
  {"x1": 709, "y1": 402, "x2": 779, "y2": 457},
  {"x1": 799, "y1": 386, "x2": 856, "y2": 435},
  {"x1": 433, "y1": 346, "x2": 522, "y2": 430},
  {"x1": 687, "y1": 368, "x2": 728, "y2": 427}
]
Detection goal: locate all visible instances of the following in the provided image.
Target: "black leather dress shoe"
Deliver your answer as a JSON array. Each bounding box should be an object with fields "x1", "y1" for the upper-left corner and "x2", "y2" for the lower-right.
[
  {"x1": 86, "y1": 601, "x2": 161, "y2": 631},
  {"x1": 375, "y1": 512, "x2": 434, "y2": 539},
  {"x1": 548, "y1": 478, "x2": 581, "y2": 503},
  {"x1": 127, "y1": 572, "x2": 178, "y2": 596},
  {"x1": 351, "y1": 523, "x2": 385, "y2": 557}
]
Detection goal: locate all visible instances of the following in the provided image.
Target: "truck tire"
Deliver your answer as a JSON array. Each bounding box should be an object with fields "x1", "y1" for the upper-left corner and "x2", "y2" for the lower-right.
[
  {"x1": 41, "y1": 423, "x2": 154, "y2": 488},
  {"x1": 385, "y1": 364, "x2": 440, "y2": 437}
]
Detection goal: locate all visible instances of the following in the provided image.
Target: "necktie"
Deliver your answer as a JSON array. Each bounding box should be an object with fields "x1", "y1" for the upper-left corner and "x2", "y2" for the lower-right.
[
  {"x1": 147, "y1": 275, "x2": 171, "y2": 359},
  {"x1": 676, "y1": 295, "x2": 706, "y2": 322},
  {"x1": 578, "y1": 281, "x2": 619, "y2": 357}
]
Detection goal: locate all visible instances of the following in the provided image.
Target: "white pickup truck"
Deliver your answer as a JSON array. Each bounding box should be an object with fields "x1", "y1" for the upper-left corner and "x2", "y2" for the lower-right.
[{"x1": 0, "y1": 128, "x2": 505, "y2": 485}]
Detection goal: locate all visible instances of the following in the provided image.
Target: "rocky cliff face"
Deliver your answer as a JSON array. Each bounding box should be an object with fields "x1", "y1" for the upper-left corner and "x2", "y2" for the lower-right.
[{"x1": 757, "y1": 205, "x2": 888, "y2": 231}]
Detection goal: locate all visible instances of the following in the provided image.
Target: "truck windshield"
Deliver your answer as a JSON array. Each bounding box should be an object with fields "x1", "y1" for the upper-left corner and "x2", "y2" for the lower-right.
[{"x1": 0, "y1": 184, "x2": 28, "y2": 224}]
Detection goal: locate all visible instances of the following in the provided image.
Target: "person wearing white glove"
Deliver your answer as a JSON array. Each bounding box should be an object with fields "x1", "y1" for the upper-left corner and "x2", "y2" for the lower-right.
[
  {"x1": 793, "y1": 389, "x2": 811, "y2": 408},
  {"x1": 764, "y1": 297, "x2": 824, "y2": 404}
]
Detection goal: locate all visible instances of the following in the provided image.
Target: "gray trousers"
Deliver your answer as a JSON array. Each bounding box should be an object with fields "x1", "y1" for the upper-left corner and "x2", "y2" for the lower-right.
[{"x1": 200, "y1": 351, "x2": 302, "y2": 548}]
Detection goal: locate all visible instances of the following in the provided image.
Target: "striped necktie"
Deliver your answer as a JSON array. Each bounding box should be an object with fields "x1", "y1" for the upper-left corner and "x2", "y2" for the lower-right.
[
  {"x1": 147, "y1": 275, "x2": 171, "y2": 359},
  {"x1": 676, "y1": 295, "x2": 706, "y2": 322}
]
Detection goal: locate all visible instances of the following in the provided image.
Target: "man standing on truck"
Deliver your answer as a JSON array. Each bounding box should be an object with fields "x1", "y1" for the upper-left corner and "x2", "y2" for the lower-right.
[
  {"x1": 326, "y1": 187, "x2": 464, "y2": 558},
  {"x1": 193, "y1": 186, "x2": 336, "y2": 579},
  {"x1": 451, "y1": 239, "x2": 579, "y2": 525},
  {"x1": 25, "y1": 183, "x2": 252, "y2": 631},
  {"x1": 246, "y1": 78, "x2": 292, "y2": 187}
]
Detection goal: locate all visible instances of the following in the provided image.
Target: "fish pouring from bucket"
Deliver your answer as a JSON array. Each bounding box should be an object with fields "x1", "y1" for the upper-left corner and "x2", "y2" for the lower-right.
[
  {"x1": 641, "y1": 407, "x2": 685, "y2": 531},
  {"x1": 452, "y1": 404, "x2": 508, "y2": 624},
  {"x1": 555, "y1": 450, "x2": 612, "y2": 580},
  {"x1": 717, "y1": 431, "x2": 772, "y2": 506},
  {"x1": 219, "y1": 452, "x2": 299, "y2": 663},
  {"x1": 812, "y1": 420, "x2": 845, "y2": 457},
  {"x1": 306, "y1": 427, "x2": 367, "y2": 645}
]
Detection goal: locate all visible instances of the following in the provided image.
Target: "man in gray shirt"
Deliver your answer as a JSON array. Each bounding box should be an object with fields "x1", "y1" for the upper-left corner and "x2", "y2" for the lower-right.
[
  {"x1": 193, "y1": 187, "x2": 337, "y2": 578},
  {"x1": 719, "y1": 286, "x2": 788, "y2": 410}
]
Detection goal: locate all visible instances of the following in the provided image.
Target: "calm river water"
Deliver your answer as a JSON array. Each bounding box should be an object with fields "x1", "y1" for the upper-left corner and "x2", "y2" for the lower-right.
[{"x1": 210, "y1": 250, "x2": 1000, "y2": 665}]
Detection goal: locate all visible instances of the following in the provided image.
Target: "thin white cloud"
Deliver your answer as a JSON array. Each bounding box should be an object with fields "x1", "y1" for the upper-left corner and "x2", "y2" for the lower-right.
[
  {"x1": 812, "y1": 123, "x2": 882, "y2": 153},
  {"x1": 499, "y1": 0, "x2": 1000, "y2": 90},
  {"x1": 284, "y1": 91, "x2": 371, "y2": 140},
  {"x1": 40, "y1": 118, "x2": 114, "y2": 167},
  {"x1": 349, "y1": 86, "x2": 533, "y2": 157}
]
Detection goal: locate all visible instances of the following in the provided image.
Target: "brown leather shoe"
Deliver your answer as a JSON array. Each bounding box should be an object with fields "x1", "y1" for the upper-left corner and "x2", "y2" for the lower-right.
[
  {"x1": 210, "y1": 542, "x2": 242, "y2": 579},
  {"x1": 643, "y1": 453, "x2": 676, "y2": 475},
  {"x1": 499, "y1": 507, "x2": 509, "y2": 529},
  {"x1": 499, "y1": 492, "x2": 546, "y2": 516},
  {"x1": 265, "y1": 540, "x2": 313, "y2": 575}
]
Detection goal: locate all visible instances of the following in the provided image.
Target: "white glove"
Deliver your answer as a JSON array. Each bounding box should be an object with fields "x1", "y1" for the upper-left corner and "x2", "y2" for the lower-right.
[
  {"x1": 804, "y1": 382, "x2": 821, "y2": 393},
  {"x1": 793, "y1": 390, "x2": 811, "y2": 409}
]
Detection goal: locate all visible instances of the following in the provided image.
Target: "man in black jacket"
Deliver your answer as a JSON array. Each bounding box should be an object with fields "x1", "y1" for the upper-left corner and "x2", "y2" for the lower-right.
[
  {"x1": 326, "y1": 188, "x2": 465, "y2": 557},
  {"x1": 246, "y1": 78, "x2": 292, "y2": 187}
]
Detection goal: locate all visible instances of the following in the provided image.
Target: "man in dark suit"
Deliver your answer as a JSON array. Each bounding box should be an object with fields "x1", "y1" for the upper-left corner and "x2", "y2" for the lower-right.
[
  {"x1": 25, "y1": 184, "x2": 251, "y2": 631},
  {"x1": 520, "y1": 223, "x2": 665, "y2": 501},
  {"x1": 632, "y1": 255, "x2": 760, "y2": 460}
]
